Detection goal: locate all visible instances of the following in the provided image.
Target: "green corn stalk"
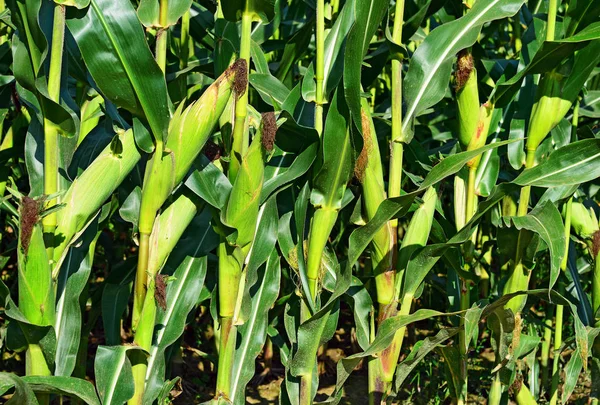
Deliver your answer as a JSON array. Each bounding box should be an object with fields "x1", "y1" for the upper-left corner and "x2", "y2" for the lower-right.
[
  {"x1": 503, "y1": 0, "x2": 565, "y2": 315},
  {"x1": 134, "y1": 61, "x2": 245, "y2": 329},
  {"x1": 230, "y1": 8, "x2": 252, "y2": 180},
  {"x1": 379, "y1": 187, "x2": 438, "y2": 387},
  {"x1": 314, "y1": 0, "x2": 325, "y2": 135},
  {"x1": 358, "y1": 100, "x2": 396, "y2": 402},
  {"x1": 129, "y1": 190, "x2": 201, "y2": 405},
  {"x1": 388, "y1": 0, "x2": 405, "y2": 241},
  {"x1": 42, "y1": 4, "x2": 66, "y2": 252},
  {"x1": 216, "y1": 113, "x2": 274, "y2": 397}
]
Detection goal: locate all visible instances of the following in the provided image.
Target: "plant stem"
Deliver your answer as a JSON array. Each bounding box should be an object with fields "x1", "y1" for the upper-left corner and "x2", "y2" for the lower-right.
[
  {"x1": 155, "y1": 0, "x2": 169, "y2": 72},
  {"x1": 488, "y1": 373, "x2": 502, "y2": 405},
  {"x1": 546, "y1": 0, "x2": 557, "y2": 41},
  {"x1": 314, "y1": 0, "x2": 325, "y2": 135},
  {"x1": 180, "y1": 11, "x2": 191, "y2": 69},
  {"x1": 388, "y1": 0, "x2": 404, "y2": 238},
  {"x1": 549, "y1": 292, "x2": 563, "y2": 405},
  {"x1": 133, "y1": 232, "x2": 150, "y2": 330},
  {"x1": 43, "y1": 4, "x2": 66, "y2": 255},
  {"x1": 504, "y1": 149, "x2": 536, "y2": 314},
  {"x1": 230, "y1": 11, "x2": 252, "y2": 180},
  {"x1": 216, "y1": 241, "x2": 243, "y2": 397}
]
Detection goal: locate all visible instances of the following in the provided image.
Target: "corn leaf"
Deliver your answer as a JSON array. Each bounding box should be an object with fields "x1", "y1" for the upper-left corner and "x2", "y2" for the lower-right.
[
  {"x1": 342, "y1": 0, "x2": 387, "y2": 130},
  {"x1": 402, "y1": 0, "x2": 525, "y2": 141},
  {"x1": 514, "y1": 139, "x2": 600, "y2": 187},
  {"x1": 94, "y1": 346, "x2": 142, "y2": 405},
  {"x1": 0, "y1": 372, "x2": 39, "y2": 404},
  {"x1": 138, "y1": 0, "x2": 193, "y2": 28},
  {"x1": 54, "y1": 221, "x2": 100, "y2": 377},
  {"x1": 230, "y1": 249, "x2": 281, "y2": 404},
  {"x1": 66, "y1": 0, "x2": 170, "y2": 140},
  {"x1": 21, "y1": 376, "x2": 101, "y2": 405},
  {"x1": 143, "y1": 255, "x2": 208, "y2": 403}
]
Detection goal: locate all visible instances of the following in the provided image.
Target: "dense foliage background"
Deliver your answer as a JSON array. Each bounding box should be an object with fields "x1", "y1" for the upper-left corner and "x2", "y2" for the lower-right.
[{"x1": 1, "y1": 0, "x2": 600, "y2": 404}]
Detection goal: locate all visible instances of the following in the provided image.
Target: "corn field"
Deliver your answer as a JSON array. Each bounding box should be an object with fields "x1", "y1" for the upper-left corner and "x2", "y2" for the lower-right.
[{"x1": 1, "y1": 0, "x2": 600, "y2": 403}]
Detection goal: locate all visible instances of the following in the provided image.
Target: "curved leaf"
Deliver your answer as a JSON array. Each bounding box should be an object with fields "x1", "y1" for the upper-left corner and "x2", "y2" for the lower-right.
[
  {"x1": 402, "y1": 0, "x2": 525, "y2": 141},
  {"x1": 514, "y1": 139, "x2": 600, "y2": 187},
  {"x1": 66, "y1": 0, "x2": 170, "y2": 140}
]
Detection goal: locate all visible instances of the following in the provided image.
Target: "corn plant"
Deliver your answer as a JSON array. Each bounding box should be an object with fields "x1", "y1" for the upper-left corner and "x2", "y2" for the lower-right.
[{"x1": 2, "y1": 0, "x2": 600, "y2": 404}]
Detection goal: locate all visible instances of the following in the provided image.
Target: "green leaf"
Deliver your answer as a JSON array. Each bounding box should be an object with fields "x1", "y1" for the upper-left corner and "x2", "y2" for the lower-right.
[
  {"x1": 0, "y1": 372, "x2": 38, "y2": 405},
  {"x1": 578, "y1": 90, "x2": 600, "y2": 118},
  {"x1": 137, "y1": 0, "x2": 193, "y2": 28},
  {"x1": 418, "y1": 140, "x2": 516, "y2": 190},
  {"x1": 322, "y1": 309, "x2": 459, "y2": 403},
  {"x1": 21, "y1": 376, "x2": 100, "y2": 405},
  {"x1": 101, "y1": 260, "x2": 136, "y2": 346},
  {"x1": 95, "y1": 346, "x2": 142, "y2": 405},
  {"x1": 54, "y1": 221, "x2": 100, "y2": 377},
  {"x1": 66, "y1": 0, "x2": 170, "y2": 140},
  {"x1": 249, "y1": 73, "x2": 290, "y2": 109},
  {"x1": 143, "y1": 256, "x2": 208, "y2": 403},
  {"x1": 402, "y1": 0, "x2": 525, "y2": 141},
  {"x1": 346, "y1": 277, "x2": 373, "y2": 351},
  {"x1": 562, "y1": 348, "x2": 584, "y2": 403},
  {"x1": 342, "y1": 0, "x2": 387, "y2": 129},
  {"x1": 494, "y1": 36, "x2": 600, "y2": 106},
  {"x1": 221, "y1": 0, "x2": 275, "y2": 23},
  {"x1": 323, "y1": 0, "x2": 354, "y2": 99},
  {"x1": 185, "y1": 155, "x2": 232, "y2": 210},
  {"x1": 54, "y1": 0, "x2": 90, "y2": 9},
  {"x1": 310, "y1": 88, "x2": 353, "y2": 210},
  {"x1": 514, "y1": 139, "x2": 600, "y2": 187},
  {"x1": 506, "y1": 202, "x2": 565, "y2": 291},
  {"x1": 393, "y1": 328, "x2": 460, "y2": 393},
  {"x1": 230, "y1": 250, "x2": 281, "y2": 404}
]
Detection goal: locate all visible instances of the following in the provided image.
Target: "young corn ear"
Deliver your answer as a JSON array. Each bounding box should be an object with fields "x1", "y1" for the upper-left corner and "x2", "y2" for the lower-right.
[
  {"x1": 216, "y1": 113, "x2": 275, "y2": 396},
  {"x1": 466, "y1": 101, "x2": 494, "y2": 169},
  {"x1": 53, "y1": 128, "x2": 142, "y2": 266},
  {"x1": 138, "y1": 59, "x2": 247, "y2": 236},
  {"x1": 359, "y1": 99, "x2": 396, "y2": 307},
  {"x1": 380, "y1": 187, "x2": 438, "y2": 383},
  {"x1": 570, "y1": 202, "x2": 599, "y2": 239},
  {"x1": 455, "y1": 51, "x2": 479, "y2": 150},
  {"x1": 223, "y1": 113, "x2": 274, "y2": 254},
  {"x1": 526, "y1": 71, "x2": 572, "y2": 153},
  {"x1": 129, "y1": 189, "x2": 201, "y2": 404},
  {"x1": 17, "y1": 196, "x2": 56, "y2": 376}
]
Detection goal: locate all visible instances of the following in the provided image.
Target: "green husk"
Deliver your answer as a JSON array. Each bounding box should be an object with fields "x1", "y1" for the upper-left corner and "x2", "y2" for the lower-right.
[
  {"x1": 526, "y1": 71, "x2": 572, "y2": 152},
  {"x1": 359, "y1": 100, "x2": 395, "y2": 306},
  {"x1": 456, "y1": 51, "x2": 479, "y2": 150},
  {"x1": 17, "y1": 197, "x2": 55, "y2": 378},
  {"x1": 53, "y1": 128, "x2": 141, "y2": 267}
]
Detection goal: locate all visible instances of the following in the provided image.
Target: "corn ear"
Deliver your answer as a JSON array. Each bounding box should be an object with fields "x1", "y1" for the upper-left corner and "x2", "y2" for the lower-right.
[
  {"x1": 526, "y1": 71, "x2": 572, "y2": 152},
  {"x1": 138, "y1": 59, "x2": 246, "y2": 235},
  {"x1": 396, "y1": 186, "x2": 438, "y2": 294},
  {"x1": 570, "y1": 202, "x2": 599, "y2": 239},
  {"x1": 18, "y1": 197, "x2": 56, "y2": 328},
  {"x1": 359, "y1": 99, "x2": 395, "y2": 306},
  {"x1": 167, "y1": 63, "x2": 241, "y2": 184},
  {"x1": 224, "y1": 113, "x2": 274, "y2": 254},
  {"x1": 466, "y1": 101, "x2": 494, "y2": 169},
  {"x1": 147, "y1": 190, "x2": 201, "y2": 277},
  {"x1": 54, "y1": 128, "x2": 141, "y2": 264},
  {"x1": 455, "y1": 51, "x2": 479, "y2": 150}
]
